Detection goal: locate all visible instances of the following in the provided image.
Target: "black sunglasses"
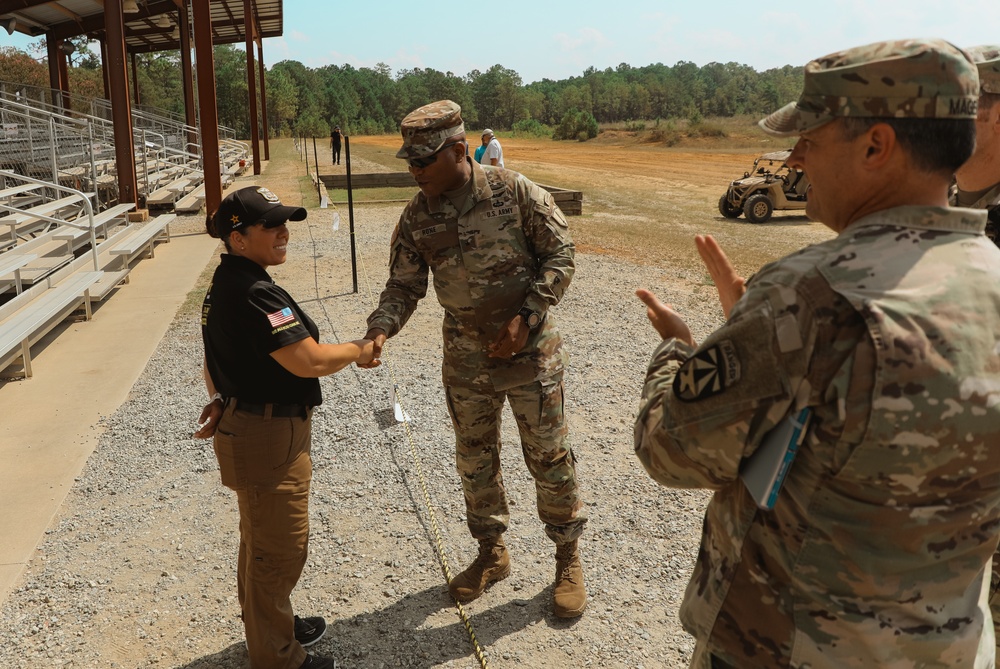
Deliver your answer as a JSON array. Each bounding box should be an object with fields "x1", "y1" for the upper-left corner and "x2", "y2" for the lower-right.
[{"x1": 407, "y1": 141, "x2": 466, "y2": 169}]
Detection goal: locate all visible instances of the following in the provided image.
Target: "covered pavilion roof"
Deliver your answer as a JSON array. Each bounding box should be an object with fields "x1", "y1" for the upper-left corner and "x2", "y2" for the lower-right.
[{"x1": 0, "y1": 0, "x2": 284, "y2": 53}]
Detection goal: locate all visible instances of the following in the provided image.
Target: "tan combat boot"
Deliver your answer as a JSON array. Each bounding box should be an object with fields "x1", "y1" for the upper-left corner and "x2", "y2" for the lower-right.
[
  {"x1": 553, "y1": 540, "x2": 586, "y2": 618},
  {"x1": 448, "y1": 536, "x2": 511, "y2": 602}
]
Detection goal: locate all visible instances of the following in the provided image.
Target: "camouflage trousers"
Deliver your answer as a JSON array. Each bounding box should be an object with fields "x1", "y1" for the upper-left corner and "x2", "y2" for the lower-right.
[{"x1": 444, "y1": 373, "x2": 586, "y2": 545}]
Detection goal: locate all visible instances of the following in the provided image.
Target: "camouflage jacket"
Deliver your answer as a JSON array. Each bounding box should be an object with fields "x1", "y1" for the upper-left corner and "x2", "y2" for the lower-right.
[
  {"x1": 951, "y1": 182, "x2": 1000, "y2": 652},
  {"x1": 950, "y1": 181, "x2": 1000, "y2": 244},
  {"x1": 634, "y1": 206, "x2": 1000, "y2": 668},
  {"x1": 367, "y1": 160, "x2": 574, "y2": 391}
]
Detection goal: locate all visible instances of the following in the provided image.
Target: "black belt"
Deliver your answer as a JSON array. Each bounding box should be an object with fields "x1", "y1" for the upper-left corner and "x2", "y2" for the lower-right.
[{"x1": 231, "y1": 399, "x2": 309, "y2": 418}]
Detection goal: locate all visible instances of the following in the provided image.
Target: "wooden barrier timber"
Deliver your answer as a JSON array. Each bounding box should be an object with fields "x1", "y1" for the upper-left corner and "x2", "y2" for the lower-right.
[
  {"x1": 318, "y1": 173, "x2": 583, "y2": 215},
  {"x1": 320, "y1": 173, "x2": 414, "y2": 189},
  {"x1": 536, "y1": 184, "x2": 583, "y2": 216}
]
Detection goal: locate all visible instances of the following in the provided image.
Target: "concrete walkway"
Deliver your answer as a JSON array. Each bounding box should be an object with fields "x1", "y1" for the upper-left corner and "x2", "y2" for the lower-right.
[{"x1": 0, "y1": 216, "x2": 221, "y2": 605}]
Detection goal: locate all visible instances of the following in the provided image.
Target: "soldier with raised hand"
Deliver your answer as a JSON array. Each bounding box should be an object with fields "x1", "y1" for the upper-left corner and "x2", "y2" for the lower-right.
[
  {"x1": 362, "y1": 100, "x2": 587, "y2": 618},
  {"x1": 952, "y1": 46, "x2": 1000, "y2": 245},
  {"x1": 633, "y1": 39, "x2": 1000, "y2": 667}
]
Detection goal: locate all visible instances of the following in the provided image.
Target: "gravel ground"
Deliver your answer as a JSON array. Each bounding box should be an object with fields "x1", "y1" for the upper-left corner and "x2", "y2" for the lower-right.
[{"x1": 0, "y1": 196, "x2": 736, "y2": 669}]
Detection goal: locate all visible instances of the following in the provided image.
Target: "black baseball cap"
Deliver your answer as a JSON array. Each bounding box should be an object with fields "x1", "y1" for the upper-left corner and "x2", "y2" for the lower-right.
[{"x1": 213, "y1": 186, "x2": 306, "y2": 236}]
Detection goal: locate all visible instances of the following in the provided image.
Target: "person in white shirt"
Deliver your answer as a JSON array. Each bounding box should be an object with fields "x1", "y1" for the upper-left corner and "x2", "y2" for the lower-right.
[{"x1": 481, "y1": 128, "x2": 504, "y2": 167}]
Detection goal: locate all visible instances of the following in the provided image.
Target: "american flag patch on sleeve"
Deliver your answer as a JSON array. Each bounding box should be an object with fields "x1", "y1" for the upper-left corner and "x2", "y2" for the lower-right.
[{"x1": 266, "y1": 307, "x2": 296, "y2": 328}]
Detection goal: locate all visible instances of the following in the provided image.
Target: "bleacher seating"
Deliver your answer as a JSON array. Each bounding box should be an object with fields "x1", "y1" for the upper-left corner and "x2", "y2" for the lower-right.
[
  {"x1": 109, "y1": 214, "x2": 173, "y2": 266},
  {"x1": 0, "y1": 253, "x2": 37, "y2": 295},
  {"x1": 0, "y1": 202, "x2": 134, "y2": 293},
  {"x1": 0, "y1": 270, "x2": 103, "y2": 378},
  {"x1": 0, "y1": 212, "x2": 173, "y2": 378},
  {"x1": 0, "y1": 82, "x2": 249, "y2": 380},
  {"x1": 0, "y1": 194, "x2": 93, "y2": 242},
  {"x1": 174, "y1": 184, "x2": 206, "y2": 214}
]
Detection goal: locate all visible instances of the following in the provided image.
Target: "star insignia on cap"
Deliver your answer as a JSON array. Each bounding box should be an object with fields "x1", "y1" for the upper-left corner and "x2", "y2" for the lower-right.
[{"x1": 230, "y1": 215, "x2": 240, "y2": 225}]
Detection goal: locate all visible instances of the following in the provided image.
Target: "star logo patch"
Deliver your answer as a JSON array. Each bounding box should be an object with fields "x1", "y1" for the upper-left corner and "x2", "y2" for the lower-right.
[{"x1": 672, "y1": 341, "x2": 740, "y2": 402}]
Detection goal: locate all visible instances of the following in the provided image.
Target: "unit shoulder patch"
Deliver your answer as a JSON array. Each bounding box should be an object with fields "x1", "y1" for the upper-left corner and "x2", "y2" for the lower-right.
[{"x1": 672, "y1": 340, "x2": 741, "y2": 402}]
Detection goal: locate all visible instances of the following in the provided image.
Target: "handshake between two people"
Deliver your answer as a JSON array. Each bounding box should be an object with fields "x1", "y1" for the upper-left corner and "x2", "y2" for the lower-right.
[
  {"x1": 360, "y1": 234, "x2": 741, "y2": 373},
  {"x1": 358, "y1": 311, "x2": 532, "y2": 370}
]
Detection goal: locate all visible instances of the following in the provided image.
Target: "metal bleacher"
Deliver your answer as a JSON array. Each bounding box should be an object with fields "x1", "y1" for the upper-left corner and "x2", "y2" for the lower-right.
[
  {"x1": 0, "y1": 171, "x2": 174, "y2": 379},
  {"x1": 0, "y1": 80, "x2": 246, "y2": 379},
  {"x1": 0, "y1": 81, "x2": 248, "y2": 212}
]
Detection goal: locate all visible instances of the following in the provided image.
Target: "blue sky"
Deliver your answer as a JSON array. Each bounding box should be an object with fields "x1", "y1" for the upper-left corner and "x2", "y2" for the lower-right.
[{"x1": 4, "y1": 0, "x2": 1000, "y2": 84}]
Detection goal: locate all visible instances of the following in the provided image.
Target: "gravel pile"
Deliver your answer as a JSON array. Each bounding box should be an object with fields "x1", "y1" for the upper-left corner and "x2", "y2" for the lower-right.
[{"x1": 0, "y1": 202, "x2": 730, "y2": 668}]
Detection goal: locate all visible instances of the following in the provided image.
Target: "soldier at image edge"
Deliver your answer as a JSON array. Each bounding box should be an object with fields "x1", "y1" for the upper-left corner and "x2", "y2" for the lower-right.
[
  {"x1": 360, "y1": 100, "x2": 588, "y2": 618},
  {"x1": 951, "y1": 45, "x2": 1000, "y2": 246},
  {"x1": 633, "y1": 39, "x2": 1000, "y2": 668},
  {"x1": 952, "y1": 44, "x2": 1000, "y2": 662}
]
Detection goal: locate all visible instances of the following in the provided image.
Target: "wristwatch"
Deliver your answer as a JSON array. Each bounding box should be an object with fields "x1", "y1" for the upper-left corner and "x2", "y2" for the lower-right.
[
  {"x1": 209, "y1": 392, "x2": 224, "y2": 405},
  {"x1": 518, "y1": 307, "x2": 541, "y2": 330}
]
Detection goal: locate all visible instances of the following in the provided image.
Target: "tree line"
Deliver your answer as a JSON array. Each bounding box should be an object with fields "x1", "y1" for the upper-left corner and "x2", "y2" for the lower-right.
[{"x1": 0, "y1": 42, "x2": 803, "y2": 139}]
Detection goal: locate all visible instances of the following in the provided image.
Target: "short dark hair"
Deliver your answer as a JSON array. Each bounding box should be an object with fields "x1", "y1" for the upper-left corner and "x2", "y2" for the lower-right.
[{"x1": 839, "y1": 117, "x2": 975, "y2": 175}]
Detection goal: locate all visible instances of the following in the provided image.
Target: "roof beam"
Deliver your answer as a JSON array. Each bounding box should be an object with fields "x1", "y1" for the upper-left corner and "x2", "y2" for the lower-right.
[
  {"x1": 45, "y1": 0, "x2": 178, "y2": 40},
  {"x1": 0, "y1": 0, "x2": 58, "y2": 12}
]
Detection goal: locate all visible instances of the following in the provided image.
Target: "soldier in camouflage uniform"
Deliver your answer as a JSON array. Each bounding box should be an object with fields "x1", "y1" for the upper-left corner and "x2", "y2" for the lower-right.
[
  {"x1": 952, "y1": 46, "x2": 1000, "y2": 245},
  {"x1": 952, "y1": 45, "x2": 1000, "y2": 662},
  {"x1": 633, "y1": 39, "x2": 1000, "y2": 668},
  {"x1": 362, "y1": 100, "x2": 587, "y2": 618}
]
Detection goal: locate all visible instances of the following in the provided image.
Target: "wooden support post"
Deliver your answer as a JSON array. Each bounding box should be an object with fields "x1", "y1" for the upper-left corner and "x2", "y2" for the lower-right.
[
  {"x1": 104, "y1": 0, "x2": 139, "y2": 206},
  {"x1": 244, "y1": 0, "x2": 260, "y2": 176},
  {"x1": 57, "y1": 42, "x2": 71, "y2": 111},
  {"x1": 193, "y1": 0, "x2": 222, "y2": 215},
  {"x1": 130, "y1": 52, "x2": 140, "y2": 105},
  {"x1": 178, "y1": 4, "x2": 198, "y2": 154},
  {"x1": 257, "y1": 39, "x2": 270, "y2": 161},
  {"x1": 46, "y1": 38, "x2": 61, "y2": 109},
  {"x1": 99, "y1": 38, "x2": 110, "y2": 100}
]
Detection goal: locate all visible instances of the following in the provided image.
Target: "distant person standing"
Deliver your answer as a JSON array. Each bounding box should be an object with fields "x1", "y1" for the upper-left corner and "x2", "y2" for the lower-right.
[
  {"x1": 473, "y1": 133, "x2": 488, "y2": 164},
  {"x1": 481, "y1": 128, "x2": 504, "y2": 167},
  {"x1": 331, "y1": 126, "x2": 342, "y2": 165}
]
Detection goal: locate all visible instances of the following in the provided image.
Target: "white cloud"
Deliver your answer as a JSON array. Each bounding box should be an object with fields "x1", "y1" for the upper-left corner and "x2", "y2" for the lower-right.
[
  {"x1": 554, "y1": 27, "x2": 612, "y2": 53},
  {"x1": 549, "y1": 27, "x2": 614, "y2": 73}
]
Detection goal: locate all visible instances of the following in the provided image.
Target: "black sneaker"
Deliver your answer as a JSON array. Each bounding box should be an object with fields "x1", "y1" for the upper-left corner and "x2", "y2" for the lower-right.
[
  {"x1": 299, "y1": 655, "x2": 337, "y2": 669},
  {"x1": 294, "y1": 615, "x2": 327, "y2": 647}
]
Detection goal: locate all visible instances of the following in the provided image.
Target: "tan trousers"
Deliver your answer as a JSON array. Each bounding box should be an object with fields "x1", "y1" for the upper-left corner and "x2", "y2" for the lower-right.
[{"x1": 213, "y1": 402, "x2": 312, "y2": 669}]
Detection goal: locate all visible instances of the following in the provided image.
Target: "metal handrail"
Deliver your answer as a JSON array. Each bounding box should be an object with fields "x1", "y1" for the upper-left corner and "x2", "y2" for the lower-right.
[{"x1": 0, "y1": 170, "x2": 100, "y2": 272}]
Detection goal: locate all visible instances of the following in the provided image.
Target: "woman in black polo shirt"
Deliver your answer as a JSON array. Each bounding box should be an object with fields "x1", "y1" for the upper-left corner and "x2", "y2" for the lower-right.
[{"x1": 193, "y1": 186, "x2": 375, "y2": 669}]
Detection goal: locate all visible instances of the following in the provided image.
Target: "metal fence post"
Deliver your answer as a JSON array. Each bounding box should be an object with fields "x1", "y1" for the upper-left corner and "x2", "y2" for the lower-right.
[
  {"x1": 311, "y1": 137, "x2": 320, "y2": 200},
  {"x1": 345, "y1": 135, "x2": 357, "y2": 294},
  {"x1": 49, "y1": 117, "x2": 58, "y2": 186}
]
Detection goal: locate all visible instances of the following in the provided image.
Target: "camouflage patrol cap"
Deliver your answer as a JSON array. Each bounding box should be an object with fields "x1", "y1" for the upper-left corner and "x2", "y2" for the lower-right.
[
  {"x1": 966, "y1": 45, "x2": 1000, "y2": 94},
  {"x1": 395, "y1": 100, "x2": 465, "y2": 159},
  {"x1": 760, "y1": 38, "x2": 980, "y2": 137}
]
